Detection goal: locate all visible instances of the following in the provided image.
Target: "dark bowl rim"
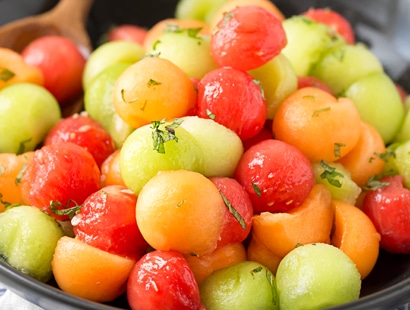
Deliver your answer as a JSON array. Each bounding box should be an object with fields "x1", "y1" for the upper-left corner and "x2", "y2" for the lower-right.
[
  {"x1": 1, "y1": 257, "x2": 410, "y2": 310},
  {"x1": 0, "y1": 2, "x2": 409, "y2": 309},
  {"x1": 0, "y1": 260, "x2": 126, "y2": 310}
]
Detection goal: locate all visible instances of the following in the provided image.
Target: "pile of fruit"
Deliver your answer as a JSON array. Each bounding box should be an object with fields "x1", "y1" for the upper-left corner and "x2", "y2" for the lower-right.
[{"x1": 1, "y1": 0, "x2": 410, "y2": 309}]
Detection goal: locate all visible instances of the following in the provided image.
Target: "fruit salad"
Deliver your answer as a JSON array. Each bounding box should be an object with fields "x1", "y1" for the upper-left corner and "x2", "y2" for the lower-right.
[{"x1": 1, "y1": 0, "x2": 410, "y2": 309}]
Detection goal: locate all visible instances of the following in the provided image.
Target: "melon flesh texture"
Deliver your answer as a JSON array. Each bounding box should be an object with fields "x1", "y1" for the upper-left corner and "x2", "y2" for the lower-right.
[{"x1": 0, "y1": 205, "x2": 64, "y2": 282}]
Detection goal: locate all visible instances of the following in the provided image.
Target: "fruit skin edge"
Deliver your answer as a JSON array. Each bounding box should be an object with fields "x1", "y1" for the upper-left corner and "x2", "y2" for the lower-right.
[{"x1": 0, "y1": 1, "x2": 410, "y2": 308}]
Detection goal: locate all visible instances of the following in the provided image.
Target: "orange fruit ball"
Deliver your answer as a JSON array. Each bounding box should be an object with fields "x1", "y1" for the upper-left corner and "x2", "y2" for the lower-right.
[
  {"x1": 52, "y1": 236, "x2": 136, "y2": 302},
  {"x1": 113, "y1": 56, "x2": 197, "y2": 128},
  {"x1": 136, "y1": 169, "x2": 226, "y2": 256},
  {"x1": 0, "y1": 47, "x2": 43, "y2": 91},
  {"x1": 272, "y1": 87, "x2": 361, "y2": 163}
]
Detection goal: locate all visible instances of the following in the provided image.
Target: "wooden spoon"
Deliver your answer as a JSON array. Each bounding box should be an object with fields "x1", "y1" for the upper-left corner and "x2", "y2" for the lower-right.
[{"x1": 0, "y1": 0, "x2": 95, "y2": 56}]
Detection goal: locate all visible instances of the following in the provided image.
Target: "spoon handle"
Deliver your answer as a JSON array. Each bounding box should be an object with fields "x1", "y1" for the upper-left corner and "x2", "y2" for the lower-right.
[
  {"x1": 44, "y1": 0, "x2": 96, "y2": 56},
  {"x1": 49, "y1": 0, "x2": 95, "y2": 23}
]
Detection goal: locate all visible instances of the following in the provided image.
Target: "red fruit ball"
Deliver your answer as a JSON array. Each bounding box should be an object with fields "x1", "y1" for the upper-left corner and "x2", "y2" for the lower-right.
[
  {"x1": 234, "y1": 139, "x2": 315, "y2": 214},
  {"x1": 21, "y1": 35, "x2": 86, "y2": 105},
  {"x1": 197, "y1": 66, "x2": 267, "y2": 141},
  {"x1": 362, "y1": 175, "x2": 410, "y2": 254},
  {"x1": 211, "y1": 5, "x2": 287, "y2": 71},
  {"x1": 210, "y1": 176, "x2": 254, "y2": 249},
  {"x1": 20, "y1": 142, "x2": 101, "y2": 221},
  {"x1": 107, "y1": 24, "x2": 148, "y2": 45},
  {"x1": 73, "y1": 185, "x2": 149, "y2": 260},
  {"x1": 127, "y1": 250, "x2": 204, "y2": 310},
  {"x1": 44, "y1": 112, "x2": 116, "y2": 167}
]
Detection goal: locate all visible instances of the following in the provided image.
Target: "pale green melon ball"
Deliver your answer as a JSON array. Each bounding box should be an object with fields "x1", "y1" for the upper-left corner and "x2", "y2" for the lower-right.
[
  {"x1": 276, "y1": 243, "x2": 361, "y2": 310},
  {"x1": 0, "y1": 206, "x2": 65, "y2": 282},
  {"x1": 200, "y1": 261, "x2": 279, "y2": 310}
]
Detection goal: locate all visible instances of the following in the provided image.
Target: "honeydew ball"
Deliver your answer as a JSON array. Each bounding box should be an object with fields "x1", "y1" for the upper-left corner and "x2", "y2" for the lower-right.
[{"x1": 276, "y1": 243, "x2": 361, "y2": 310}]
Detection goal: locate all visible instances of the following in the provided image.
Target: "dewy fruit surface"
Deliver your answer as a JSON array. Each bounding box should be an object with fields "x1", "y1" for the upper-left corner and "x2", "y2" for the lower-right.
[
  {"x1": 0, "y1": 1, "x2": 410, "y2": 309},
  {"x1": 276, "y1": 243, "x2": 361, "y2": 310},
  {"x1": 136, "y1": 169, "x2": 226, "y2": 256},
  {"x1": 199, "y1": 260, "x2": 279, "y2": 310}
]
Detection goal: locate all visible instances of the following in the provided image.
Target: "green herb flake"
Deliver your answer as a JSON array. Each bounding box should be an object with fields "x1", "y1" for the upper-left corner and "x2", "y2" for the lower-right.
[
  {"x1": 120, "y1": 89, "x2": 139, "y2": 103},
  {"x1": 252, "y1": 183, "x2": 262, "y2": 197},
  {"x1": 163, "y1": 25, "x2": 203, "y2": 41},
  {"x1": 15, "y1": 163, "x2": 28, "y2": 185},
  {"x1": 49, "y1": 200, "x2": 81, "y2": 220},
  {"x1": 152, "y1": 40, "x2": 161, "y2": 50},
  {"x1": 220, "y1": 191, "x2": 246, "y2": 230},
  {"x1": 147, "y1": 79, "x2": 162, "y2": 87},
  {"x1": 303, "y1": 95, "x2": 317, "y2": 100},
  {"x1": 143, "y1": 52, "x2": 161, "y2": 58},
  {"x1": 375, "y1": 149, "x2": 396, "y2": 162},
  {"x1": 266, "y1": 269, "x2": 273, "y2": 286},
  {"x1": 151, "y1": 118, "x2": 183, "y2": 154},
  {"x1": 221, "y1": 12, "x2": 235, "y2": 28},
  {"x1": 206, "y1": 109, "x2": 215, "y2": 120},
  {"x1": 266, "y1": 269, "x2": 279, "y2": 306},
  {"x1": 334, "y1": 142, "x2": 346, "y2": 158},
  {"x1": 0, "y1": 165, "x2": 5, "y2": 176},
  {"x1": 250, "y1": 266, "x2": 263, "y2": 278},
  {"x1": 312, "y1": 106, "x2": 331, "y2": 117},
  {"x1": 363, "y1": 175, "x2": 390, "y2": 191},
  {"x1": 0, "y1": 68, "x2": 15, "y2": 82},
  {"x1": 319, "y1": 160, "x2": 343, "y2": 188},
  {"x1": 253, "y1": 79, "x2": 265, "y2": 100},
  {"x1": 0, "y1": 193, "x2": 20, "y2": 209},
  {"x1": 16, "y1": 138, "x2": 32, "y2": 155},
  {"x1": 301, "y1": 16, "x2": 315, "y2": 25},
  {"x1": 326, "y1": 27, "x2": 340, "y2": 41},
  {"x1": 164, "y1": 23, "x2": 183, "y2": 33},
  {"x1": 187, "y1": 27, "x2": 202, "y2": 39}
]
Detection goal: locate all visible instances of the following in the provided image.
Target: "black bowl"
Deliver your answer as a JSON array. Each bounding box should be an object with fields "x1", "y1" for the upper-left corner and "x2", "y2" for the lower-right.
[
  {"x1": 1, "y1": 248, "x2": 410, "y2": 309},
  {"x1": 1, "y1": 0, "x2": 410, "y2": 309}
]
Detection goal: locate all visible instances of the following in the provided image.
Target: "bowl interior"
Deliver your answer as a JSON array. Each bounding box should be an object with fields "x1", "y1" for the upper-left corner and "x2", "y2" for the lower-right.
[{"x1": 1, "y1": 0, "x2": 410, "y2": 309}]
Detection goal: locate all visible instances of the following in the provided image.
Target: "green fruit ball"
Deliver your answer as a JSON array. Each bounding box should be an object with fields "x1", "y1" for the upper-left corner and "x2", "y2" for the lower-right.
[
  {"x1": 343, "y1": 72, "x2": 405, "y2": 144},
  {"x1": 200, "y1": 261, "x2": 279, "y2": 310},
  {"x1": 175, "y1": 0, "x2": 228, "y2": 24},
  {"x1": 120, "y1": 120, "x2": 205, "y2": 195},
  {"x1": 310, "y1": 43, "x2": 383, "y2": 95},
  {"x1": 179, "y1": 116, "x2": 243, "y2": 177},
  {"x1": 282, "y1": 16, "x2": 345, "y2": 76},
  {"x1": 249, "y1": 53, "x2": 298, "y2": 119},
  {"x1": 148, "y1": 29, "x2": 217, "y2": 79},
  {"x1": 0, "y1": 206, "x2": 65, "y2": 282},
  {"x1": 394, "y1": 106, "x2": 410, "y2": 143},
  {"x1": 0, "y1": 83, "x2": 61, "y2": 154},
  {"x1": 276, "y1": 243, "x2": 361, "y2": 310},
  {"x1": 82, "y1": 40, "x2": 145, "y2": 90},
  {"x1": 84, "y1": 62, "x2": 134, "y2": 148},
  {"x1": 383, "y1": 141, "x2": 410, "y2": 189},
  {"x1": 313, "y1": 161, "x2": 361, "y2": 205}
]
